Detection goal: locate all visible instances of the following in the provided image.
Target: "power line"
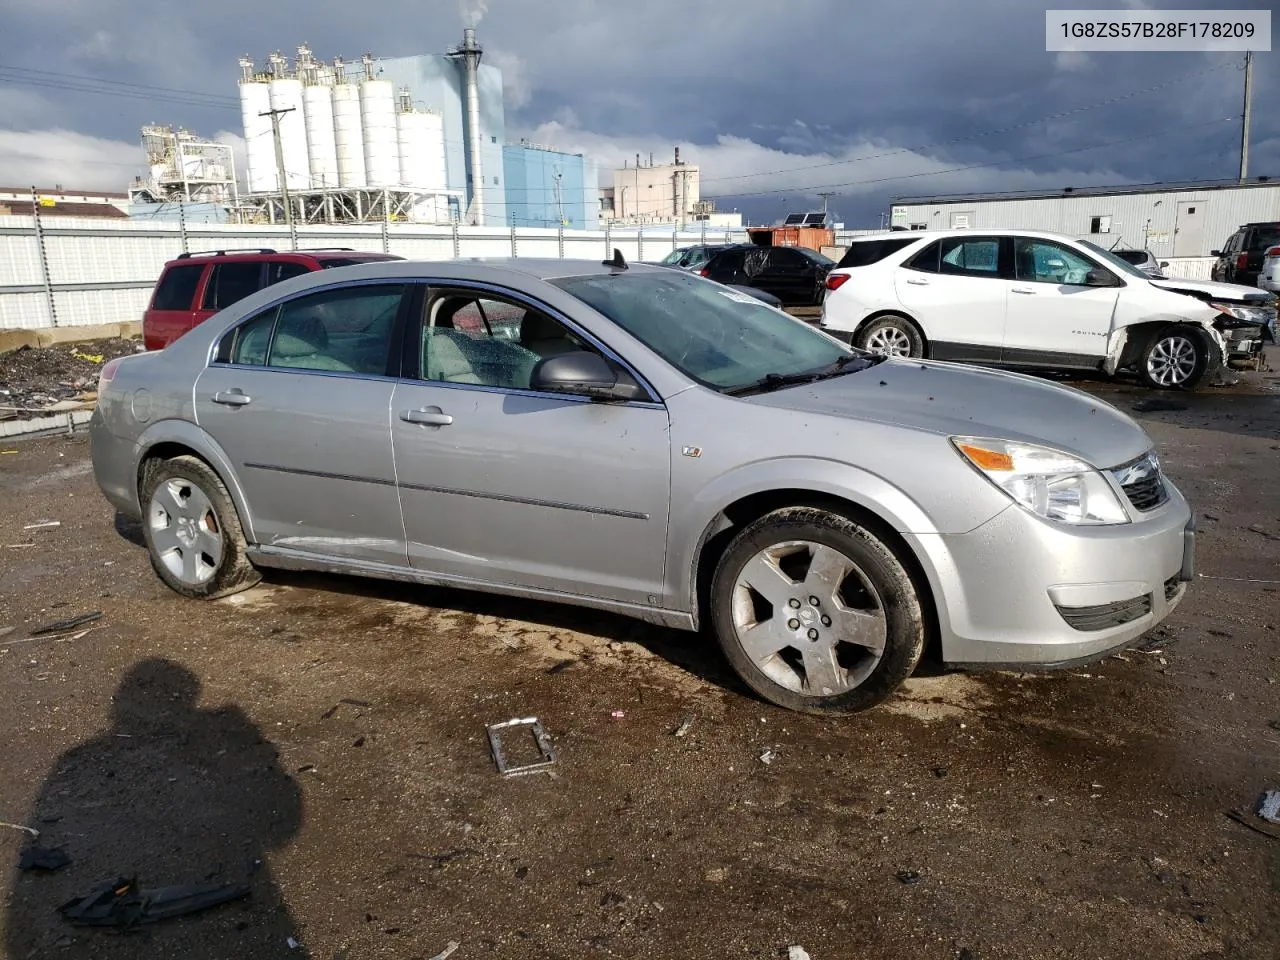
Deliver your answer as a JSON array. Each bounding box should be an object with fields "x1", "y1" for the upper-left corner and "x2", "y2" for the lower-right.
[{"x1": 698, "y1": 59, "x2": 1240, "y2": 187}]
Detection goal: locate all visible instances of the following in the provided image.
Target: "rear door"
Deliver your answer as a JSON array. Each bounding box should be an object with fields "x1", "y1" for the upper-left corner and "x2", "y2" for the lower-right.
[
  {"x1": 199, "y1": 261, "x2": 268, "y2": 327},
  {"x1": 194, "y1": 281, "x2": 410, "y2": 567},
  {"x1": 762, "y1": 247, "x2": 818, "y2": 305},
  {"x1": 144, "y1": 263, "x2": 207, "y2": 350},
  {"x1": 1002, "y1": 237, "x2": 1119, "y2": 367},
  {"x1": 894, "y1": 236, "x2": 1010, "y2": 362}
]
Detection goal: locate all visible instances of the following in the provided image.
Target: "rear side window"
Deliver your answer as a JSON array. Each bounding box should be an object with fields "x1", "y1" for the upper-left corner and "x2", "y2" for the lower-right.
[
  {"x1": 152, "y1": 265, "x2": 204, "y2": 311},
  {"x1": 904, "y1": 242, "x2": 941, "y2": 273},
  {"x1": 940, "y1": 237, "x2": 1001, "y2": 277},
  {"x1": 837, "y1": 238, "x2": 917, "y2": 269},
  {"x1": 1248, "y1": 227, "x2": 1280, "y2": 252},
  {"x1": 709, "y1": 249, "x2": 744, "y2": 274},
  {"x1": 202, "y1": 262, "x2": 264, "y2": 310},
  {"x1": 267, "y1": 261, "x2": 312, "y2": 286},
  {"x1": 225, "y1": 308, "x2": 278, "y2": 366},
  {"x1": 267, "y1": 284, "x2": 406, "y2": 375}
]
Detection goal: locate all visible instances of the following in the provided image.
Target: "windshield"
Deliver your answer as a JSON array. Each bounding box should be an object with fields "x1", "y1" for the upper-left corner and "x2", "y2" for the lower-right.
[
  {"x1": 1250, "y1": 227, "x2": 1280, "y2": 252},
  {"x1": 660, "y1": 249, "x2": 687, "y2": 265},
  {"x1": 1077, "y1": 240, "x2": 1151, "y2": 280},
  {"x1": 553, "y1": 270, "x2": 868, "y2": 393}
]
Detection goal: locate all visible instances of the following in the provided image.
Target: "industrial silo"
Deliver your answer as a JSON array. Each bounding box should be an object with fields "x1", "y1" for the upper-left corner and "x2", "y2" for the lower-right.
[
  {"x1": 331, "y1": 57, "x2": 366, "y2": 188},
  {"x1": 359, "y1": 54, "x2": 399, "y2": 189},
  {"x1": 266, "y1": 51, "x2": 309, "y2": 190},
  {"x1": 298, "y1": 45, "x2": 338, "y2": 190},
  {"x1": 238, "y1": 58, "x2": 275, "y2": 193},
  {"x1": 395, "y1": 90, "x2": 447, "y2": 192}
]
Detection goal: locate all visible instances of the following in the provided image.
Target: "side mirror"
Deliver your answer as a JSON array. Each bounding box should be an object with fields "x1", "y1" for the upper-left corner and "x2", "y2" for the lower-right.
[
  {"x1": 1085, "y1": 268, "x2": 1117, "y2": 287},
  {"x1": 1210, "y1": 250, "x2": 1221, "y2": 257},
  {"x1": 530, "y1": 351, "x2": 645, "y2": 402},
  {"x1": 1159, "y1": 261, "x2": 1169, "y2": 268}
]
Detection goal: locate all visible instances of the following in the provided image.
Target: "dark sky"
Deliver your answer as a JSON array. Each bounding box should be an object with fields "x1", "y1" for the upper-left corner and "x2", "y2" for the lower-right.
[{"x1": 0, "y1": 0, "x2": 1272, "y2": 226}]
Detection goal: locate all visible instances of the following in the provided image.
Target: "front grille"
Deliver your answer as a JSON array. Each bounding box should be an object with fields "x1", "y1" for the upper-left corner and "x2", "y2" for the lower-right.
[
  {"x1": 1056, "y1": 594, "x2": 1153, "y2": 632},
  {"x1": 1112, "y1": 452, "x2": 1168, "y2": 512}
]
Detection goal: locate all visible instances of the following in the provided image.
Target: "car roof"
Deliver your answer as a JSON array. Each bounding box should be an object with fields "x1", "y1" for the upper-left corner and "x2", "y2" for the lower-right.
[
  {"x1": 165, "y1": 249, "x2": 403, "y2": 265},
  {"x1": 259, "y1": 256, "x2": 675, "y2": 287},
  {"x1": 844, "y1": 228, "x2": 1122, "y2": 244}
]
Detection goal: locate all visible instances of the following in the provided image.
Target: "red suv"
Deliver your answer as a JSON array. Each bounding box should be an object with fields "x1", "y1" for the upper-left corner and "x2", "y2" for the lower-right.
[{"x1": 142, "y1": 248, "x2": 405, "y2": 350}]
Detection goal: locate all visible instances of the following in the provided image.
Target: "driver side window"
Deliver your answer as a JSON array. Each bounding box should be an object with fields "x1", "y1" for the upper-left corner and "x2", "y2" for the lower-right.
[
  {"x1": 1013, "y1": 238, "x2": 1098, "y2": 286},
  {"x1": 418, "y1": 290, "x2": 593, "y2": 391}
]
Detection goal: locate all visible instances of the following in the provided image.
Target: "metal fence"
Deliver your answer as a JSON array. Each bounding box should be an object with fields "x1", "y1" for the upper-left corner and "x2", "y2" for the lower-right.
[
  {"x1": 0, "y1": 212, "x2": 1220, "y2": 331},
  {"x1": 0, "y1": 212, "x2": 750, "y2": 331}
]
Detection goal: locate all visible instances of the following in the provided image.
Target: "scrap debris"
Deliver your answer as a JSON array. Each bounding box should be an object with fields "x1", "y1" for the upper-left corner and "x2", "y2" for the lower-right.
[
  {"x1": 18, "y1": 846, "x2": 71, "y2": 871},
  {"x1": 30, "y1": 611, "x2": 102, "y2": 636},
  {"x1": 759, "y1": 747, "x2": 778, "y2": 765},
  {"x1": 487, "y1": 717, "x2": 556, "y2": 777},
  {"x1": 0, "y1": 821, "x2": 40, "y2": 839},
  {"x1": 22, "y1": 521, "x2": 60, "y2": 531},
  {"x1": 428, "y1": 940, "x2": 461, "y2": 960},
  {"x1": 1257, "y1": 789, "x2": 1280, "y2": 824},
  {"x1": 673, "y1": 715, "x2": 695, "y2": 738},
  {"x1": 59, "y1": 876, "x2": 250, "y2": 928}
]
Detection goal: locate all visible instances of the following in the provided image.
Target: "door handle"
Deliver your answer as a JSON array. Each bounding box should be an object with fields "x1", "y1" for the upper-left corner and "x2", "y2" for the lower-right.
[
  {"x1": 1011, "y1": 288, "x2": 1037, "y2": 295},
  {"x1": 212, "y1": 390, "x2": 252, "y2": 406},
  {"x1": 905, "y1": 278, "x2": 929, "y2": 286},
  {"x1": 400, "y1": 408, "x2": 453, "y2": 426}
]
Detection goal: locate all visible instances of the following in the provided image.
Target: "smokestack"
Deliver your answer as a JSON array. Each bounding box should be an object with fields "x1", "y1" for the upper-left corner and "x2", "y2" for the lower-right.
[
  {"x1": 674, "y1": 146, "x2": 680, "y2": 165},
  {"x1": 460, "y1": 28, "x2": 485, "y2": 224}
]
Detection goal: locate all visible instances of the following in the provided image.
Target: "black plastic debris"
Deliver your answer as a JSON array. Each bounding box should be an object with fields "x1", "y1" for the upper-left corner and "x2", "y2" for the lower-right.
[
  {"x1": 895, "y1": 870, "x2": 922, "y2": 885},
  {"x1": 30, "y1": 611, "x2": 102, "y2": 636},
  {"x1": 18, "y1": 846, "x2": 71, "y2": 871},
  {"x1": 59, "y1": 876, "x2": 250, "y2": 928}
]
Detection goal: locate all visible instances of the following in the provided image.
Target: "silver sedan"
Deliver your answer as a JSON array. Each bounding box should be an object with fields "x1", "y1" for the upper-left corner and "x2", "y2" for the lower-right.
[{"x1": 90, "y1": 255, "x2": 1195, "y2": 714}]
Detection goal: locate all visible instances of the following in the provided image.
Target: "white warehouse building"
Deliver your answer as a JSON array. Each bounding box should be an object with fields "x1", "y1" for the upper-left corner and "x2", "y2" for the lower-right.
[{"x1": 890, "y1": 177, "x2": 1280, "y2": 260}]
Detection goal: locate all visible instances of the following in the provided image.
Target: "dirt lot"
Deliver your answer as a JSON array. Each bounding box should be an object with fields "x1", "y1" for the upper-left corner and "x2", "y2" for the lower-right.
[{"x1": 1, "y1": 362, "x2": 1278, "y2": 960}]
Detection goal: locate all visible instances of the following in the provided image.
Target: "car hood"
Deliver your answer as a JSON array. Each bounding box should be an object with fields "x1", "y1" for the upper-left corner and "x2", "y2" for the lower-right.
[
  {"x1": 1148, "y1": 276, "x2": 1274, "y2": 304},
  {"x1": 745, "y1": 359, "x2": 1151, "y2": 469}
]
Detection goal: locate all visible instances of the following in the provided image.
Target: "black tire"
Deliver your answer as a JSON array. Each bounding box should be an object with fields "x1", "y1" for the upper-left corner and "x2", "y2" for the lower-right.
[
  {"x1": 1137, "y1": 325, "x2": 1210, "y2": 391},
  {"x1": 855, "y1": 314, "x2": 925, "y2": 358},
  {"x1": 709, "y1": 507, "x2": 926, "y2": 715},
  {"x1": 140, "y1": 455, "x2": 261, "y2": 600}
]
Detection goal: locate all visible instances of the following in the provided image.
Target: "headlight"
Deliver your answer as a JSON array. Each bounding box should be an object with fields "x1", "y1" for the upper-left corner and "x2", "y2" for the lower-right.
[
  {"x1": 1210, "y1": 301, "x2": 1272, "y2": 326},
  {"x1": 951, "y1": 437, "x2": 1130, "y2": 526}
]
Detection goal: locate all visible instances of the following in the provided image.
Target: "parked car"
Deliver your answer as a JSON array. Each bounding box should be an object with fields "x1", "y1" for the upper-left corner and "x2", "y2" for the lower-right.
[
  {"x1": 659, "y1": 244, "x2": 734, "y2": 271},
  {"x1": 1110, "y1": 248, "x2": 1168, "y2": 279},
  {"x1": 650, "y1": 255, "x2": 784, "y2": 308},
  {"x1": 1211, "y1": 222, "x2": 1280, "y2": 287},
  {"x1": 1257, "y1": 244, "x2": 1280, "y2": 294},
  {"x1": 91, "y1": 254, "x2": 1194, "y2": 715},
  {"x1": 819, "y1": 229, "x2": 1273, "y2": 389},
  {"x1": 699, "y1": 244, "x2": 834, "y2": 306},
  {"x1": 143, "y1": 248, "x2": 405, "y2": 350}
]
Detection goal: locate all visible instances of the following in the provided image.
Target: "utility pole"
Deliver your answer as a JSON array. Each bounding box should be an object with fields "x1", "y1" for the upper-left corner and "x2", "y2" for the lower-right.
[
  {"x1": 817, "y1": 191, "x2": 836, "y2": 219},
  {"x1": 261, "y1": 106, "x2": 296, "y2": 236},
  {"x1": 1239, "y1": 50, "x2": 1254, "y2": 181}
]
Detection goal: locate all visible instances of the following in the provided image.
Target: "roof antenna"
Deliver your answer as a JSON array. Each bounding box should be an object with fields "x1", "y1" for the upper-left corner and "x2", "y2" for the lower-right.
[{"x1": 602, "y1": 248, "x2": 628, "y2": 270}]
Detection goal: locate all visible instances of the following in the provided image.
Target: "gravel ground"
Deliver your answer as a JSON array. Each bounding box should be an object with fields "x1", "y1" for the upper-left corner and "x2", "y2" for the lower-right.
[
  {"x1": 0, "y1": 339, "x2": 141, "y2": 419},
  {"x1": 0, "y1": 362, "x2": 1277, "y2": 960}
]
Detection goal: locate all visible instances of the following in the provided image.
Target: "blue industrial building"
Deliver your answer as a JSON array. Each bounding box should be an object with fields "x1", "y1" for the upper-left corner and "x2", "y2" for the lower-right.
[
  {"x1": 375, "y1": 52, "x2": 508, "y2": 226},
  {"x1": 503, "y1": 143, "x2": 600, "y2": 229}
]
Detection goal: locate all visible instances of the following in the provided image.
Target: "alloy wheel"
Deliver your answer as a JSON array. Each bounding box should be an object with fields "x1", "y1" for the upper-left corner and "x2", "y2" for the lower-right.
[
  {"x1": 148, "y1": 478, "x2": 224, "y2": 585},
  {"x1": 729, "y1": 539, "x2": 887, "y2": 696},
  {"x1": 1146, "y1": 335, "x2": 1198, "y2": 387},
  {"x1": 865, "y1": 326, "x2": 913, "y2": 357}
]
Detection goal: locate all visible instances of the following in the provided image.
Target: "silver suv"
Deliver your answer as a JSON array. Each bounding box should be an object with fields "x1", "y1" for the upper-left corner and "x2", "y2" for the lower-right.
[{"x1": 90, "y1": 257, "x2": 1194, "y2": 714}]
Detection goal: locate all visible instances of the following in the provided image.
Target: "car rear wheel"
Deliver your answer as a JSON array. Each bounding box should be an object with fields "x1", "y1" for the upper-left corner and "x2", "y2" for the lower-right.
[
  {"x1": 1138, "y1": 326, "x2": 1208, "y2": 390},
  {"x1": 856, "y1": 315, "x2": 924, "y2": 358},
  {"x1": 710, "y1": 508, "x2": 926, "y2": 715},
  {"x1": 141, "y1": 455, "x2": 261, "y2": 599}
]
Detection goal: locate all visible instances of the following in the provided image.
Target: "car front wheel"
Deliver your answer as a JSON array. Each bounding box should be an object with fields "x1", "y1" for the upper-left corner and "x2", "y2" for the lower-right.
[
  {"x1": 1138, "y1": 326, "x2": 1209, "y2": 390},
  {"x1": 140, "y1": 455, "x2": 261, "y2": 599},
  {"x1": 856, "y1": 315, "x2": 924, "y2": 358},
  {"x1": 710, "y1": 508, "x2": 926, "y2": 715}
]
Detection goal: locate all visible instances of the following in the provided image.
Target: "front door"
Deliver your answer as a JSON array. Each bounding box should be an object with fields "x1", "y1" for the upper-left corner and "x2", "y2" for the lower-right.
[
  {"x1": 390, "y1": 283, "x2": 671, "y2": 607},
  {"x1": 895, "y1": 235, "x2": 1009, "y2": 362},
  {"x1": 194, "y1": 281, "x2": 410, "y2": 567},
  {"x1": 763, "y1": 247, "x2": 815, "y2": 305},
  {"x1": 1002, "y1": 237, "x2": 1119, "y2": 367}
]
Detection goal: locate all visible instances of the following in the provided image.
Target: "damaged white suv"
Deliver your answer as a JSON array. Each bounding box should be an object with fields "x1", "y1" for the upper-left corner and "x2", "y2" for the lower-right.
[{"x1": 820, "y1": 229, "x2": 1275, "y2": 389}]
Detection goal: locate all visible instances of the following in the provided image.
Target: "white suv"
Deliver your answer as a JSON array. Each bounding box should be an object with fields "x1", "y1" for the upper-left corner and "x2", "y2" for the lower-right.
[{"x1": 820, "y1": 229, "x2": 1274, "y2": 389}]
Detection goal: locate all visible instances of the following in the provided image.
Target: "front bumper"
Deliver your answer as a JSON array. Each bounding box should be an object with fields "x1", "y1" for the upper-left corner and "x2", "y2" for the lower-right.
[{"x1": 910, "y1": 479, "x2": 1194, "y2": 668}]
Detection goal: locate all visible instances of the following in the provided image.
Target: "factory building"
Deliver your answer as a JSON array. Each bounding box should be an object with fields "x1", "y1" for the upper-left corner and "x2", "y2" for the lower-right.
[
  {"x1": 236, "y1": 31, "x2": 511, "y2": 225},
  {"x1": 502, "y1": 140, "x2": 600, "y2": 229},
  {"x1": 609, "y1": 150, "x2": 700, "y2": 225},
  {"x1": 890, "y1": 177, "x2": 1280, "y2": 259}
]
